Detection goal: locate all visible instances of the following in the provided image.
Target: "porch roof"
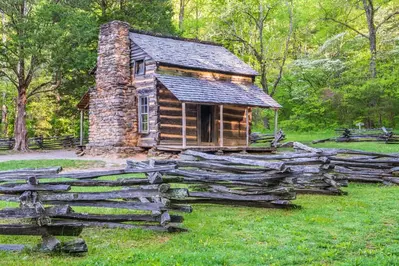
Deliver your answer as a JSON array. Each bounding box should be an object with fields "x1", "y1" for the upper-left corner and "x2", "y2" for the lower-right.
[
  {"x1": 155, "y1": 74, "x2": 281, "y2": 108},
  {"x1": 156, "y1": 74, "x2": 281, "y2": 108},
  {"x1": 76, "y1": 90, "x2": 90, "y2": 110}
]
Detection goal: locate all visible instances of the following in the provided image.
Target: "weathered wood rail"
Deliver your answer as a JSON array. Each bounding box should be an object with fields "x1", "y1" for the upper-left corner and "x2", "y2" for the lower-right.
[
  {"x1": 0, "y1": 136, "x2": 88, "y2": 150},
  {"x1": 126, "y1": 157, "x2": 298, "y2": 209},
  {"x1": 0, "y1": 165, "x2": 188, "y2": 253},
  {"x1": 250, "y1": 130, "x2": 285, "y2": 147},
  {"x1": 1, "y1": 143, "x2": 397, "y2": 254},
  {"x1": 313, "y1": 127, "x2": 399, "y2": 144},
  {"x1": 128, "y1": 148, "x2": 346, "y2": 201},
  {"x1": 288, "y1": 142, "x2": 399, "y2": 185}
]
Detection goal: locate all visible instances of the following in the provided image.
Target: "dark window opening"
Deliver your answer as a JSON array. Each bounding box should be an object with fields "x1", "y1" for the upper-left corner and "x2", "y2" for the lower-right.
[
  {"x1": 135, "y1": 60, "x2": 145, "y2": 76},
  {"x1": 200, "y1": 105, "x2": 214, "y2": 143}
]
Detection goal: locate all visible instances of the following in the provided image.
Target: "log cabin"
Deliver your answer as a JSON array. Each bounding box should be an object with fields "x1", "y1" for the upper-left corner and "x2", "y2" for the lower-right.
[{"x1": 77, "y1": 21, "x2": 281, "y2": 155}]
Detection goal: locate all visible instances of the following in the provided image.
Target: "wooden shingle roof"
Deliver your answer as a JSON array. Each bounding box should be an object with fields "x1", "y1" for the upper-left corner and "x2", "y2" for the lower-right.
[
  {"x1": 130, "y1": 31, "x2": 258, "y2": 76},
  {"x1": 155, "y1": 74, "x2": 281, "y2": 108}
]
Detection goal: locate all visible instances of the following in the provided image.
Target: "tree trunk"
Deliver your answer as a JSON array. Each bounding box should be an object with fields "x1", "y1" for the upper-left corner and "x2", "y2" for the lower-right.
[
  {"x1": 100, "y1": 0, "x2": 107, "y2": 20},
  {"x1": 1, "y1": 92, "x2": 7, "y2": 137},
  {"x1": 179, "y1": 0, "x2": 185, "y2": 32},
  {"x1": 1, "y1": 104, "x2": 6, "y2": 137},
  {"x1": 260, "y1": 64, "x2": 268, "y2": 94},
  {"x1": 362, "y1": 0, "x2": 377, "y2": 78},
  {"x1": 195, "y1": 1, "x2": 199, "y2": 38},
  {"x1": 368, "y1": 31, "x2": 377, "y2": 78},
  {"x1": 13, "y1": 88, "x2": 28, "y2": 151}
]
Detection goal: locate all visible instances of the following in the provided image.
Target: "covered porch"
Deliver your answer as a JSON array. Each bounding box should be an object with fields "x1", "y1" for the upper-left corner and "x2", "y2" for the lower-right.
[{"x1": 155, "y1": 74, "x2": 281, "y2": 150}]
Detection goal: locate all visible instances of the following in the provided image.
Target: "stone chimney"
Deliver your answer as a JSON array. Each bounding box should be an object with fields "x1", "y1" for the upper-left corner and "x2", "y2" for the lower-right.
[{"x1": 87, "y1": 21, "x2": 138, "y2": 155}]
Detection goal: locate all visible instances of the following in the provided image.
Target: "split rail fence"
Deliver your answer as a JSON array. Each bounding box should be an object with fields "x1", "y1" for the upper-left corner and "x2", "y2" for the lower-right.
[
  {"x1": 313, "y1": 127, "x2": 399, "y2": 144},
  {"x1": 250, "y1": 130, "x2": 286, "y2": 147},
  {"x1": 0, "y1": 136, "x2": 88, "y2": 151},
  {"x1": 0, "y1": 165, "x2": 188, "y2": 253},
  {"x1": 0, "y1": 143, "x2": 397, "y2": 253}
]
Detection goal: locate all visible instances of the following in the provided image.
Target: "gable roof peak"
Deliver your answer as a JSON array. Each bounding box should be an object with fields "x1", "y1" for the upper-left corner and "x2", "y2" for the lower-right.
[
  {"x1": 129, "y1": 28, "x2": 222, "y2": 47},
  {"x1": 130, "y1": 30, "x2": 258, "y2": 76}
]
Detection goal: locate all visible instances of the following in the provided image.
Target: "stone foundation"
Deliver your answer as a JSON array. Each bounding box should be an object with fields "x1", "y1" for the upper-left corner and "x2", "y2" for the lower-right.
[{"x1": 86, "y1": 145, "x2": 144, "y2": 158}]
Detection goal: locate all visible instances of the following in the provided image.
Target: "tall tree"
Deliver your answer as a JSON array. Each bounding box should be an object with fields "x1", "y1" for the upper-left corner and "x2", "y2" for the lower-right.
[
  {"x1": 178, "y1": 0, "x2": 190, "y2": 32},
  {"x1": 0, "y1": 0, "x2": 97, "y2": 151},
  {"x1": 92, "y1": 0, "x2": 176, "y2": 34},
  {"x1": 322, "y1": 0, "x2": 399, "y2": 78},
  {"x1": 214, "y1": 0, "x2": 293, "y2": 96},
  {"x1": 1, "y1": 92, "x2": 7, "y2": 136}
]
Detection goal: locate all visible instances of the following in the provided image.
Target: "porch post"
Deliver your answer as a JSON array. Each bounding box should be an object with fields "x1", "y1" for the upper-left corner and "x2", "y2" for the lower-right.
[
  {"x1": 245, "y1": 107, "x2": 249, "y2": 147},
  {"x1": 182, "y1": 102, "x2": 187, "y2": 148},
  {"x1": 274, "y1": 108, "x2": 279, "y2": 137},
  {"x1": 79, "y1": 110, "x2": 84, "y2": 146},
  {"x1": 219, "y1": 105, "x2": 224, "y2": 147}
]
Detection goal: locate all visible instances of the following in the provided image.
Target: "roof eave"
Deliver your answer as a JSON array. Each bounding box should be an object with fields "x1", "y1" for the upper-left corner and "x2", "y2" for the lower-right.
[{"x1": 180, "y1": 100, "x2": 281, "y2": 108}]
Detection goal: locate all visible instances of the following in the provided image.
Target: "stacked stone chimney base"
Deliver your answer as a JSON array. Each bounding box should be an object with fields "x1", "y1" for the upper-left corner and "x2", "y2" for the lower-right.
[
  {"x1": 86, "y1": 145, "x2": 144, "y2": 157},
  {"x1": 87, "y1": 20, "x2": 138, "y2": 156}
]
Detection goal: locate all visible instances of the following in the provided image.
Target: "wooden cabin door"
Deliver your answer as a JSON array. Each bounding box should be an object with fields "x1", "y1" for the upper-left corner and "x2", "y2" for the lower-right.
[{"x1": 199, "y1": 105, "x2": 216, "y2": 145}]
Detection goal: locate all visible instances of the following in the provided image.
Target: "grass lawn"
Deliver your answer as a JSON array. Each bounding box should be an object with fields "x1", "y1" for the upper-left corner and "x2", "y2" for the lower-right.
[
  {"x1": 284, "y1": 131, "x2": 399, "y2": 154},
  {"x1": 0, "y1": 137, "x2": 398, "y2": 265},
  {"x1": 0, "y1": 159, "x2": 105, "y2": 171}
]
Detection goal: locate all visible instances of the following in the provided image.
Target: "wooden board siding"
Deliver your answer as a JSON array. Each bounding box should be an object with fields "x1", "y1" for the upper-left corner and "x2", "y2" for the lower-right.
[
  {"x1": 157, "y1": 66, "x2": 253, "y2": 84},
  {"x1": 158, "y1": 86, "x2": 198, "y2": 145},
  {"x1": 131, "y1": 41, "x2": 158, "y2": 147},
  {"x1": 216, "y1": 105, "x2": 251, "y2": 146}
]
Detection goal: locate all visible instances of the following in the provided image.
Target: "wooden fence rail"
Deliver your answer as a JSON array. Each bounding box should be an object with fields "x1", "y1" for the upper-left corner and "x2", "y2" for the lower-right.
[
  {"x1": 313, "y1": 127, "x2": 399, "y2": 144},
  {"x1": 0, "y1": 143, "x2": 397, "y2": 254},
  {"x1": 0, "y1": 136, "x2": 88, "y2": 151},
  {"x1": 289, "y1": 142, "x2": 399, "y2": 184},
  {"x1": 0, "y1": 165, "x2": 188, "y2": 253},
  {"x1": 250, "y1": 130, "x2": 286, "y2": 147}
]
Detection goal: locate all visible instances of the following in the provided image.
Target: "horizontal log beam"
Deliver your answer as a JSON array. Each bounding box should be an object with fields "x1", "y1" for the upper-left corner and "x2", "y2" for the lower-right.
[
  {"x1": 0, "y1": 205, "x2": 70, "y2": 219},
  {"x1": 50, "y1": 221, "x2": 187, "y2": 233},
  {"x1": 0, "y1": 225, "x2": 83, "y2": 236},
  {"x1": 183, "y1": 150, "x2": 287, "y2": 171},
  {"x1": 54, "y1": 212, "x2": 184, "y2": 223},
  {"x1": 0, "y1": 184, "x2": 70, "y2": 193}
]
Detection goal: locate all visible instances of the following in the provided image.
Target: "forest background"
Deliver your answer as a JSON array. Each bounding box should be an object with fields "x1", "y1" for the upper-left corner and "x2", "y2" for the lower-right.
[{"x1": 0, "y1": 0, "x2": 398, "y2": 142}]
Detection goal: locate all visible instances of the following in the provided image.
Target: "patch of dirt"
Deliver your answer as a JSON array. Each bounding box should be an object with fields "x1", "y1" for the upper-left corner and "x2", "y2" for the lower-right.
[{"x1": 0, "y1": 149, "x2": 150, "y2": 168}]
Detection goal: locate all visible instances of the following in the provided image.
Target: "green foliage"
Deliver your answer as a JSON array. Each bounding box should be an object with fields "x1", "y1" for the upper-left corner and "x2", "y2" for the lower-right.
[
  {"x1": 0, "y1": 0, "x2": 176, "y2": 138},
  {"x1": 1, "y1": 0, "x2": 398, "y2": 137},
  {"x1": 174, "y1": 0, "x2": 399, "y2": 131}
]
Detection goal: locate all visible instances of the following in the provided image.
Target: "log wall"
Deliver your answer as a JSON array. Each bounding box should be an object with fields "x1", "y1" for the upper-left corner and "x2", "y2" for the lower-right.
[
  {"x1": 216, "y1": 105, "x2": 251, "y2": 146},
  {"x1": 130, "y1": 41, "x2": 158, "y2": 147},
  {"x1": 158, "y1": 66, "x2": 253, "y2": 83},
  {"x1": 158, "y1": 85, "x2": 198, "y2": 145}
]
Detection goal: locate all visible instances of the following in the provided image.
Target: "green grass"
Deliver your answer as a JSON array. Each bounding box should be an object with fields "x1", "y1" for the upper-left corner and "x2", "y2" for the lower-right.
[
  {"x1": 0, "y1": 159, "x2": 105, "y2": 171},
  {"x1": 289, "y1": 131, "x2": 399, "y2": 153},
  {"x1": 0, "y1": 140, "x2": 398, "y2": 265},
  {"x1": 0, "y1": 184, "x2": 397, "y2": 265},
  {"x1": 256, "y1": 131, "x2": 399, "y2": 153}
]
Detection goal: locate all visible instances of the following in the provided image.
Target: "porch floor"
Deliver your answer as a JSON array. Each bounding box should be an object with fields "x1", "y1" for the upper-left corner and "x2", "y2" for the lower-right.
[{"x1": 156, "y1": 145, "x2": 276, "y2": 153}]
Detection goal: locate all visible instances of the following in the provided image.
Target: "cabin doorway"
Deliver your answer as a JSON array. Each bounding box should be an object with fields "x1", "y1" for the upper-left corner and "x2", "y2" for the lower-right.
[{"x1": 199, "y1": 105, "x2": 215, "y2": 144}]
